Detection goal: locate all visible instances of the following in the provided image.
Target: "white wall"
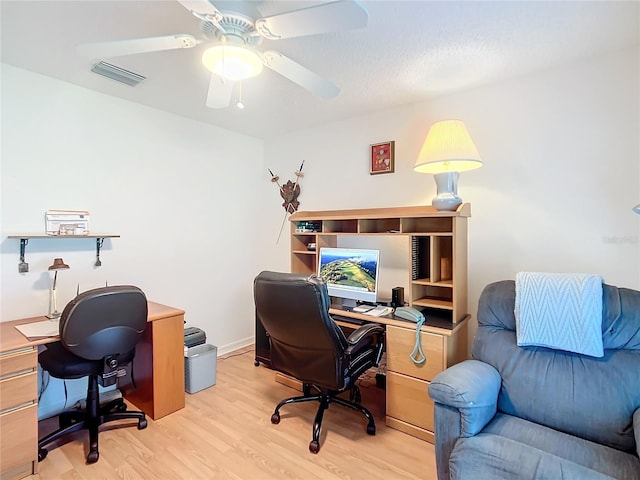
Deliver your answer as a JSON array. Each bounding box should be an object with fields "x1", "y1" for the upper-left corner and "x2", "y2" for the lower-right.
[
  {"x1": 263, "y1": 47, "x2": 640, "y2": 347},
  {"x1": 1, "y1": 65, "x2": 264, "y2": 355},
  {"x1": 3, "y1": 46, "x2": 639, "y2": 354}
]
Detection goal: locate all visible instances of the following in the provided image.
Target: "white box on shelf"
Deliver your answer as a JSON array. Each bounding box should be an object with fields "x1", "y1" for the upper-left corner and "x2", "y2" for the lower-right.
[{"x1": 45, "y1": 210, "x2": 90, "y2": 235}]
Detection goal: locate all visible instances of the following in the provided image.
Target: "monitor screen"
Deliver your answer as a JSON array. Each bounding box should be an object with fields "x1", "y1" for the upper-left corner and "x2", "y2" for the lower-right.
[{"x1": 317, "y1": 247, "x2": 380, "y2": 307}]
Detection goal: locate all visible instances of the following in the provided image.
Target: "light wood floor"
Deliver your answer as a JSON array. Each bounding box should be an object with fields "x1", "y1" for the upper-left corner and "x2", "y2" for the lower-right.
[{"x1": 36, "y1": 346, "x2": 437, "y2": 479}]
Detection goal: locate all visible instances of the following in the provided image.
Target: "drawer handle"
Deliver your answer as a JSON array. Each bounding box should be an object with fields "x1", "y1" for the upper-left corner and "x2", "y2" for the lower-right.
[
  {"x1": 0, "y1": 368, "x2": 35, "y2": 381},
  {"x1": 0, "y1": 347, "x2": 35, "y2": 357},
  {"x1": 0, "y1": 401, "x2": 35, "y2": 415}
]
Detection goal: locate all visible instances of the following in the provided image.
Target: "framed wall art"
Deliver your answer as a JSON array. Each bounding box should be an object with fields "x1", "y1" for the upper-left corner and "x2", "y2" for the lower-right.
[{"x1": 370, "y1": 141, "x2": 395, "y2": 175}]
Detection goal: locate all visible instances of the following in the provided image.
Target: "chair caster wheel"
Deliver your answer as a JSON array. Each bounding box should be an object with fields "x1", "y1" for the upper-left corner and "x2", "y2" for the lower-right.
[
  {"x1": 309, "y1": 440, "x2": 320, "y2": 454},
  {"x1": 87, "y1": 451, "x2": 99, "y2": 464},
  {"x1": 270, "y1": 413, "x2": 280, "y2": 424},
  {"x1": 38, "y1": 448, "x2": 48, "y2": 462},
  {"x1": 254, "y1": 360, "x2": 260, "y2": 366},
  {"x1": 138, "y1": 419, "x2": 148, "y2": 429},
  {"x1": 367, "y1": 423, "x2": 376, "y2": 435}
]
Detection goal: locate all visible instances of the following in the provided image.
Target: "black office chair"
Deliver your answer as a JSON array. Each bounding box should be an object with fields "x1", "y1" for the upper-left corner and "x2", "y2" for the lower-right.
[
  {"x1": 38, "y1": 285, "x2": 149, "y2": 464},
  {"x1": 253, "y1": 271, "x2": 384, "y2": 454}
]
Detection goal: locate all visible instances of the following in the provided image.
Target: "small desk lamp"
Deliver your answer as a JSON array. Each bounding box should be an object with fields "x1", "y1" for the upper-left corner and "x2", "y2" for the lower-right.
[
  {"x1": 414, "y1": 120, "x2": 483, "y2": 211},
  {"x1": 47, "y1": 258, "x2": 69, "y2": 319}
]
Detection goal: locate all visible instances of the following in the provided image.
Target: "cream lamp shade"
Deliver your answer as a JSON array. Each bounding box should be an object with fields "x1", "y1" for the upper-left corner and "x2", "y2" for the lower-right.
[
  {"x1": 414, "y1": 120, "x2": 483, "y2": 211},
  {"x1": 202, "y1": 43, "x2": 263, "y2": 82}
]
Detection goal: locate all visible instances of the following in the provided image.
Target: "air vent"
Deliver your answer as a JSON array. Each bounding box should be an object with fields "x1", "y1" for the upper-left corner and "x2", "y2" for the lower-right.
[{"x1": 91, "y1": 61, "x2": 145, "y2": 86}]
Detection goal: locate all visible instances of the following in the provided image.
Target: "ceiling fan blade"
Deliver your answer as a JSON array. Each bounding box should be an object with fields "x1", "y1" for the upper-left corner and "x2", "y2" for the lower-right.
[
  {"x1": 175, "y1": 0, "x2": 226, "y2": 34},
  {"x1": 206, "y1": 74, "x2": 234, "y2": 109},
  {"x1": 77, "y1": 35, "x2": 198, "y2": 58},
  {"x1": 255, "y1": 0, "x2": 368, "y2": 40},
  {"x1": 263, "y1": 51, "x2": 339, "y2": 99}
]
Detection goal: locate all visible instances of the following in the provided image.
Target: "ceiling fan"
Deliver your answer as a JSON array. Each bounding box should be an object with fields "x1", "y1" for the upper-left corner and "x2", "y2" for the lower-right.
[{"x1": 77, "y1": 0, "x2": 368, "y2": 109}]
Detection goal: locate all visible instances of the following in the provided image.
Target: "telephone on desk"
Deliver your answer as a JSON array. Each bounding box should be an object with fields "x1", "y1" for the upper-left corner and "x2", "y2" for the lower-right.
[
  {"x1": 394, "y1": 306, "x2": 424, "y2": 323},
  {"x1": 394, "y1": 307, "x2": 427, "y2": 365}
]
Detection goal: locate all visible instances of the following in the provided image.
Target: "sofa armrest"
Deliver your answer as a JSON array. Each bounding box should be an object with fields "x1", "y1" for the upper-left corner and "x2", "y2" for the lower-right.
[
  {"x1": 634, "y1": 408, "x2": 640, "y2": 458},
  {"x1": 428, "y1": 360, "x2": 502, "y2": 480},
  {"x1": 429, "y1": 359, "x2": 501, "y2": 436}
]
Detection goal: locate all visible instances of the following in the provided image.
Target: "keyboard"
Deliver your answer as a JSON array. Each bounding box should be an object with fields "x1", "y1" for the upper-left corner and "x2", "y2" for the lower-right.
[{"x1": 331, "y1": 314, "x2": 365, "y2": 326}]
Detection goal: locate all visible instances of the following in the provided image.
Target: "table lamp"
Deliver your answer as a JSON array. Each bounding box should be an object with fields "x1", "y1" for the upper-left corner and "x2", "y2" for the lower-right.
[
  {"x1": 46, "y1": 258, "x2": 69, "y2": 319},
  {"x1": 414, "y1": 120, "x2": 483, "y2": 211}
]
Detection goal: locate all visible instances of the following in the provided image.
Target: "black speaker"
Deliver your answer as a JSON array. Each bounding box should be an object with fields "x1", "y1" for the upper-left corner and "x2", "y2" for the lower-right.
[{"x1": 391, "y1": 287, "x2": 404, "y2": 308}]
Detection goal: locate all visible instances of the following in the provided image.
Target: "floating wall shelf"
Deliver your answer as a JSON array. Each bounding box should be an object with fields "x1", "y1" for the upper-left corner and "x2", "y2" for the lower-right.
[{"x1": 8, "y1": 234, "x2": 120, "y2": 272}]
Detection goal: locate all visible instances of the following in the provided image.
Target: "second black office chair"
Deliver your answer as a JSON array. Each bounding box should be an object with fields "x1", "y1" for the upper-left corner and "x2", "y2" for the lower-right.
[
  {"x1": 38, "y1": 285, "x2": 149, "y2": 464},
  {"x1": 254, "y1": 271, "x2": 384, "y2": 454}
]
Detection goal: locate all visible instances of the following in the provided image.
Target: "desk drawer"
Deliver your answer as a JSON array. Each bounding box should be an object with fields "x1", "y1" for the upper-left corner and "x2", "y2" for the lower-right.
[
  {"x1": 386, "y1": 325, "x2": 444, "y2": 381},
  {"x1": 0, "y1": 349, "x2": 36, "y2": 378},
  {"x1": 0, "y1": 372, "x2": 37, "y2": 412},
  {"x1": 0, "y1": 404, "x2": 37, "y2": 476},
  {"x1": 386, "y1": 371, "x2": 434, "y2": 432}
]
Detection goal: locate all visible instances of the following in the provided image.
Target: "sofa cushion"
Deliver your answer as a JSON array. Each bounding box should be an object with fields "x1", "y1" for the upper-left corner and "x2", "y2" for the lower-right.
[
  {"x1": 474, "y1": 281, "x2": 640, "y2": 452},
  {"x1": 450, "y1": 414, "x2": 640, "y2": 480}
]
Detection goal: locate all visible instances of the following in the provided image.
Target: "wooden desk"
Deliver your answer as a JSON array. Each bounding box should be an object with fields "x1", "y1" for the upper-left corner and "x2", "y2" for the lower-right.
[
  {"x1": 283, "y1": 206, "x2": 472, "y2": 442},
  {"x1": 0, "y1": 302, "x2": 185, "y2": 480},
  {"x1": 331, "y1": 308, "x2": 468, "y2": 442}
]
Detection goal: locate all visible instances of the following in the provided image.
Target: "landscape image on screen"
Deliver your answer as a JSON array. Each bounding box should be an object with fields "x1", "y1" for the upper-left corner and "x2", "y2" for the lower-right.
[{"x1": 319, "y1": 251, "x2": 378, "y2": 292}]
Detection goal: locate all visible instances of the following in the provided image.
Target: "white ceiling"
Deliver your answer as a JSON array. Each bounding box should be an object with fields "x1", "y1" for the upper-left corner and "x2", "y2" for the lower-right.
[{"x1": 2, "y1": 1, "x2": 638, "y2": 139}]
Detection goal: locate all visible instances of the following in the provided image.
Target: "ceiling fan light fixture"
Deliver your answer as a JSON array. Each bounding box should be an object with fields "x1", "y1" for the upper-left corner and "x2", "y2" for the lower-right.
[{"x1": 202, "y1": 44, "x2": 263, "y2": 81}]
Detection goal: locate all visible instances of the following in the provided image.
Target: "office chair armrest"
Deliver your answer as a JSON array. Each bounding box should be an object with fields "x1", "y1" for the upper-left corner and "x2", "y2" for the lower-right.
[{"x1": 345, "y1": 323, "x2": 384, "y2": 355}]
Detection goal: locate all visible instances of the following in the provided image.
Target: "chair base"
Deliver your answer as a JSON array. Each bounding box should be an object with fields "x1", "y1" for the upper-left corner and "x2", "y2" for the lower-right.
[
  {"x1": 270, "y1": 385, "x2": 376, "y2": 454},
  {"x1": 38, "y1": 375, "x2": 147, "y2": 464}
]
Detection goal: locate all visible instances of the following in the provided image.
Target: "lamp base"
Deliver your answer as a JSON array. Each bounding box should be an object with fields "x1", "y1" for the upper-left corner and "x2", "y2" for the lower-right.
[
  {"x1": 432, "y1": 171, "x2": 462, "y2": 211},
  {"x1": 46, "y1": 311, "x2": 61, "y2": 320}
]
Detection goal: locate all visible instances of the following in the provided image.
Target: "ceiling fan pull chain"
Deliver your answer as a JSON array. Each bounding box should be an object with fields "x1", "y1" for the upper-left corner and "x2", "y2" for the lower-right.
[{"x1": 237, "y1": 82, "x2": 244, "y2": 109}]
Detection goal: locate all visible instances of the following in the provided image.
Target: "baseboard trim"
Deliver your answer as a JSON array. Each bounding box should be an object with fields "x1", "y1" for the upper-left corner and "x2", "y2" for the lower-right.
[{"x1": 216, "y1": 337, "x2": 253, "y2": 357}]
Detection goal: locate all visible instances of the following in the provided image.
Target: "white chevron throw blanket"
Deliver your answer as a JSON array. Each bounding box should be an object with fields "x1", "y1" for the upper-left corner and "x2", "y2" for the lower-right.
[{"x1": 515, "y1": 272, "x2": 604, "y2": 357}]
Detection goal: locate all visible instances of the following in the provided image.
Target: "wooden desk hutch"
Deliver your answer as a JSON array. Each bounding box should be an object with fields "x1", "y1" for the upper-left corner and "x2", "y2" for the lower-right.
[{"x1": 257, "y1": 204, "x2": 471, "y2": 443}]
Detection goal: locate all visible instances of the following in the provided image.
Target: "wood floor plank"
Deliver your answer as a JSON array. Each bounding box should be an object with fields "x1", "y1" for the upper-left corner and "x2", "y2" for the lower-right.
[{"x1": 36, "y1": 346, "x2": 436, "y2": 479}]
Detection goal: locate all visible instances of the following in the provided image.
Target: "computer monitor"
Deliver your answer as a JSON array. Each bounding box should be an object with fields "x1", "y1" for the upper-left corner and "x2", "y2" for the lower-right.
[{"x1": 317, "y1": 247, "x2": 380, "y2": 308}]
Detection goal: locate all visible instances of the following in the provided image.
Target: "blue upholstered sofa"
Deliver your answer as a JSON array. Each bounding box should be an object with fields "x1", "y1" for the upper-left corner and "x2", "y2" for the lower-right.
[{"x1": 428, "y1": 280, "x2": 640, "y2": 480}]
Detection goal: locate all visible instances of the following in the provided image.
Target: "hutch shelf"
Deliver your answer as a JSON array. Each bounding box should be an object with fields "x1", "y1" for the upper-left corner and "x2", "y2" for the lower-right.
[{"x1": 288, "y1": 204, "x2": 470, "y2": 325}]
